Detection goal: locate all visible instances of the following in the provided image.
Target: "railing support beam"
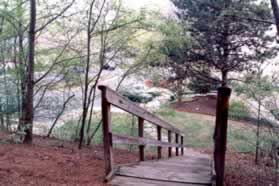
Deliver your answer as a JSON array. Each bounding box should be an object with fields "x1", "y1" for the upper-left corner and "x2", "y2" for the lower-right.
[
  {"x1": 101, "y1": 87, "x2": 114, "y2": 176},
  {"x1": 181, "y1": 136, "x2": 184, "y2": 155},
  {"x1": 157, "y1": 126, "x2": 162, "y2": 159},
  {"x1": 138, "y1": 117, "x2": 145, "y2": 161},
  {"x1": 175, "y1": 133, "x2": 179, "y2": 156},
  {"x1": 214, "y1": 86, "x2": 231, "y2": 186},
  {"x1": 168, "y1": 130, "x2": 172, "y2": 158}
]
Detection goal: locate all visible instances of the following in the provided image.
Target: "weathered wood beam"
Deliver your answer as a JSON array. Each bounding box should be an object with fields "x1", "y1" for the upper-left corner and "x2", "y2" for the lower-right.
[
  {"x1": 99, "y1": 85, "x2": 183, "y2": 135},
  {"x1": 175, "y1": 133, "x2": 179, "y2": 156},
  {"x1": 112, "y1": 133, "x2": 183, "y2": 148},
  {"x1": 157, "y1": 126, "x2": 162, "y2": 159},
  {"x1": 101, "y1": 88, "x2": 114, "y2": 176},
  {"x1": 214, "y1": 87, "x2": 231, "y2": 186},
  {"x1": 168, "y1": 130, "x2": 172, "y2": 158},
  {"x1": 138, "y1": 117, "x2": 144, "y2": 161}
]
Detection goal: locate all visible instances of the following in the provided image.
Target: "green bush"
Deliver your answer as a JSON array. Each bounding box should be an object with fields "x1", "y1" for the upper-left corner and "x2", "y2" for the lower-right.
[
  {"x1": 229, "y1": 101, "x2": 251, "y2": 120},
  {"x1": 148, "y1": 91, "x2": 161, "y2": 98},
  {"x1": 229, "y1": 101, "x2": 275, "y2": 127},
  {"x1": 121, "y1": 91, "x2": 153, "y2": 103},
  {"x1": 188, "y1": 76, "x2": 218, "y2": 94}
]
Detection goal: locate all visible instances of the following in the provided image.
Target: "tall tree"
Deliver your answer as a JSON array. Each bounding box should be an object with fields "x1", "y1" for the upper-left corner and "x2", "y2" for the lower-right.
[
  {"x1": 172, "y1": 0, "x2": 276, "y2": 86},
  {"x1": 22, "y1": 0, "x2": 36, "y2": 143}
]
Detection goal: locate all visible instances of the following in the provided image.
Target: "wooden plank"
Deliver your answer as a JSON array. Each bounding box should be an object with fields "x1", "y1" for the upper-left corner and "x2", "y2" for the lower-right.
[
  {"x1": 168, "y1": 130, "x2": 172, "y2": 158},
  {"x1": 128, "y1": 163, "x2": 212, "y2": 174},
  {"x1": 110, "y1": 152, "x2": 214, "y2": 186},
  {"x1": 116, "y1": 166, "x2": 212, "y2": 184},
  {"x1": 101, "y1": 89, "x2": 113, "y2": 176},
  {"x1": 181, "y1": 136, "x2": 184, "y2": 155},
  {"x1": 136, "y1": 163, "x2": 212, "y2": 173},
  {"x1": 138, "y1": 117, "x2": 144, "y2": 161},
  {"x1": 112, "y1": 133, "x2": 183, "y2": 148},
  {"x1": 110, "y1": 176, "x2": 209, "y2": 186},
  {"x1": 157, "y1": 126, "x2": 162, "y2": 159},
  {"x1": 139, "y1": 159, "x2": 212, "y2": 170},
  {"x1": 99, "y1": 85, "x2": 183, "y2": 135}
]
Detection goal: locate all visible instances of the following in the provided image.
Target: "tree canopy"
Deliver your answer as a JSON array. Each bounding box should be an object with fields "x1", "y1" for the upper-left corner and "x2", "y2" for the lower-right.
[{"x1": 172, "y1": 0, "x2": 277, "y2": 85}]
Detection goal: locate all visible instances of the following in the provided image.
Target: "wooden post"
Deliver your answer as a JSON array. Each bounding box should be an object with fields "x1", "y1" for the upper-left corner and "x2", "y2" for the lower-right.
[
  {"x1": 181, "y1": 136, "x2": 184, "y2": 155},
  {"x1": 175, "y1": 133, "x2": 179, "y2": 156},
  {"x1": 168, "y1": 130, "x2": 172, "y2": 158},
  {"x1": 138, "y1": 117, "x2": 144, "y2": 161},
  {"x1": 101, "y1": 87, "x2": 114, "y2": 176},
  {"x1": 157, "y1": 126, "x2": 162, "y2": 159},
  {"x1": 214, "y1": 87, "x2": 231, "y2": 186}
]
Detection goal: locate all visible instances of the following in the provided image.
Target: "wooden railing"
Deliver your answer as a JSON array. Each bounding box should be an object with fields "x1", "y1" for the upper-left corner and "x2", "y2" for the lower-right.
[
  {"x1": 214, "y1": 87, "x2": 232, "y2": 186},
  {"x1": 99, "y1": 85, "x2": 185, "y2": 178}
]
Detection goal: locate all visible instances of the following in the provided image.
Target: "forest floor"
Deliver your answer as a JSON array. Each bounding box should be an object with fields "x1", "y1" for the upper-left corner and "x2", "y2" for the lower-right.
[
  {"x1": 0, "y1": 95, "x2": 271, "y2": 186},
  {"x1": 0, "y1": 132, "x2": 270, "y2": 186},
  {"x1": 0, "y1": 133, "x2": 139, "y2": 186}
]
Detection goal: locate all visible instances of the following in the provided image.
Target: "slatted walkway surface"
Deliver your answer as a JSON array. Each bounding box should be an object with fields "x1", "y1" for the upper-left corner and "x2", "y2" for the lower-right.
[{"x1": 110, "y1": 150, "x2": 214, "y2": 186}]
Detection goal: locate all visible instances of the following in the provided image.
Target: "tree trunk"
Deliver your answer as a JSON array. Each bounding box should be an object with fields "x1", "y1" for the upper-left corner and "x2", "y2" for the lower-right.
[
  {"x1": 79, "y1": 4, "x2": 93, "y2": 149},
  {"x1": 177, "y1": 79, "x2": 183, "y2": 103},
  {"x1": 255, "y1": 101, "x2": 261, "y2": 164},
  {"x1": 0, "y1": 99, "x2": 4, "y2": 130},
  {"x1": 46, "y1": 95, "x2": 74, "y2": 138},
  {"x1": 22, "y1": 0, "x2": 36, "y2": 144},
  {"x1": 221, "y1": 71, "x2": 228, "y2": 87},
  {"x1": 271, "y1": 0, "x2": 279, "y2": 38}
]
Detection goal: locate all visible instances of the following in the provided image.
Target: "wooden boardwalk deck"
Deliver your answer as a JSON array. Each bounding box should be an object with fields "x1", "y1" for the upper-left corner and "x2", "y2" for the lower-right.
[
  {"x1": 110, "y1": 150, "x2": 215, "y2": 186},
  {"x1": 98, "y1": 86, "x2": 230, "y2": 186}
]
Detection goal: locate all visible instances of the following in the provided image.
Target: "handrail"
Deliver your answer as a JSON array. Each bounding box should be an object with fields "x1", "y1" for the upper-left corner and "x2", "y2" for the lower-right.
[
  {"x1": 99, "y1": 85, "x2": 185, "y2": 179},
  {"x1": 99, "y1": 85, "x2": 184, "y2": 135}
]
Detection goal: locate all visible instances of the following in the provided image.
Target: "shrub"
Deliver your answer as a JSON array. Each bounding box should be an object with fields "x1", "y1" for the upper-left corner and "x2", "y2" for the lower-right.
[
  {"x1": 229, "y1": 101, "x2": 250, "y2": 120},
  {"x1": 120, "y1": 86, "x2": 155, "y2": 104},
  {"x1": 148, "y1": 91, "x2": 161, "y2": 98},
  {"x1": 188, "y1": 75, "x2": 219, "y2": 94}
]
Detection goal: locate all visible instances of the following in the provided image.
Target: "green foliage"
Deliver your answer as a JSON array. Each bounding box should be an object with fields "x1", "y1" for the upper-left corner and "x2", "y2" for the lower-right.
[
  {"x1": 119, "y1": 87, "x2": 160, "y2": 104},
  {"x1": 157, "y1": 106, "x2": 257, "y2": 152},
  {"x1": 228, "y1": 100, "x2": 275, "y2": 127},
  {"x1": 53, "y1": 114, "x2": 134, "y2": 145},
  {"x1": 188, "y1": 70, "x2": 218, "y2": 94},
  {"x1": 121, "y1": 91, "x2": 153, "y2": 103},
  {"x1": 148, "y1": 91, "x2": 161, "y2": 98},
  {"x1": 229, "y1": 101, "x2": 251, "y2": 121},
  {"x1": 172, "y1": 0, "x2": 277, "y2": 80},
  {"x1": 234, "y1": 72, "x2": 273, "y2": 101}
]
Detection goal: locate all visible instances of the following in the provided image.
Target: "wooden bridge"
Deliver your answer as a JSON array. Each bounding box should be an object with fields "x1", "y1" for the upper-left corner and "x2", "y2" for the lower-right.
[{"x1": 99, "y1": 86, "x2": 231, "y2": 186}]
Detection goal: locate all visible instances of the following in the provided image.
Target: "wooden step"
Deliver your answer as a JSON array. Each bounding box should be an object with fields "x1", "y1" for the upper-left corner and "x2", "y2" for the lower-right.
[
  {"x1": 109, "y1": 155, "x2": 214, "y2": 186},
  {"x1": 110, "y1": 176, "x2": 210, "y2": 186}
]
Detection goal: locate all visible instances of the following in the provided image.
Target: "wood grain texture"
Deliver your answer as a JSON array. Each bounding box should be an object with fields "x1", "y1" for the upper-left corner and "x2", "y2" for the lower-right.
[
  {"x1": 110, "y1": 176, "x2": 209, "y2": 186},
  {"x1": 98, "y1": 85, "x2": 183, "y2": 135},
  {"x1": 110, "y1": 150, "x2": 214, "y2": 186},
  {"x1": 138, "y1": 117, "x2": 145, "y2": 161},
  {"x1": 112, "y1": 133, "x2": 184, "y2": 148}
]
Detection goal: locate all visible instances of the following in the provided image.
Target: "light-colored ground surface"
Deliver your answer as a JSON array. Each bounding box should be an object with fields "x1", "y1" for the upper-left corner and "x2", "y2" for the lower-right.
[{"x1": 111, "y1": 149, "x2": 213, "y2": 186}]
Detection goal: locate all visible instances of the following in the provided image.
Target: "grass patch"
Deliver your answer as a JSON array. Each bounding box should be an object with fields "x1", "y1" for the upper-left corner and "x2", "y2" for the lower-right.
[
  {"x1": 157, "y1": 106, "x2": 257, "y2": 153},
  {"x1": 229, "y1": 100, "x2": 250, "y2": 121},
  {"x1": 53, "y1": 105, "x2": 261, "y2": 153},
  {"x1": 53, "y1": 113, "x2": 138, "y2": 145}
]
